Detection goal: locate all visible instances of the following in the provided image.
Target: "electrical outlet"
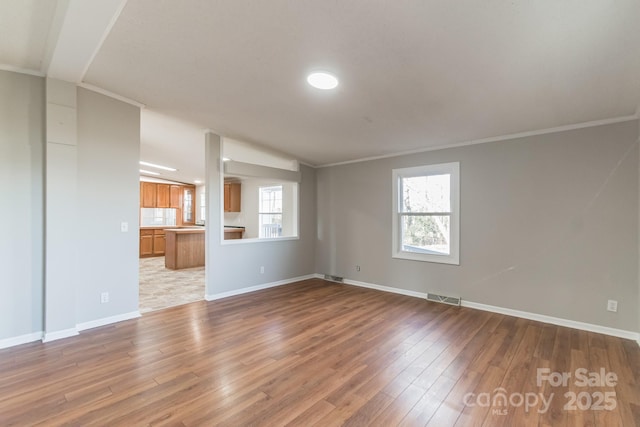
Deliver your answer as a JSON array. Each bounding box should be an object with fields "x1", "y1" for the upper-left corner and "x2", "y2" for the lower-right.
[
  {"x1": 607, "y1": 300, "x2": 617, "y2": 312},
  {"x1": 356, "y1": 265, "x2": 361, "y2": 272},
  {"x1": 120, "y1": 222, "x2": 128, "y2": 232},
  {"x1": 101, "y1": 292, "x2": 109, "y2": 304},
  {"x1": 260, "y1": 266, "x2": 264, "y2": 274}
]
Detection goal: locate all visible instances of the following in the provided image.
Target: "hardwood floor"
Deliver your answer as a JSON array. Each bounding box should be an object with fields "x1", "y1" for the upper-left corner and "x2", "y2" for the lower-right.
[{"x1": 0, "y1": 279, "x2": 638, "y2": 426}]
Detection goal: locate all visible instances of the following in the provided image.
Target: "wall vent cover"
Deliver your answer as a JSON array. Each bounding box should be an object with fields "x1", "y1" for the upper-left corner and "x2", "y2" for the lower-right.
[
  {"x1": 324, "y1": 274, "x2": 344, "y2": 283},
  {"x1": 426, "y1": 293, "x2": 461, "y2": 306}
]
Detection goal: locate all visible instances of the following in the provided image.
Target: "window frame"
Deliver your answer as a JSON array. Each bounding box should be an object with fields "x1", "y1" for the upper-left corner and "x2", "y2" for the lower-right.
[{"x1": 392, "y1": 162, "x2": 460, "y2": 265}]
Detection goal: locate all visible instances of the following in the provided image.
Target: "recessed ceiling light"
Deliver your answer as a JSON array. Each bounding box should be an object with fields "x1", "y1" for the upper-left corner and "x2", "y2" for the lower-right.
[
  {"x1": 140, "y1": 169, "x2": 160, "y2": 176},
  {"x1": 139, "y1": 161, "x2": 177, "y2": 171},
  {"x1": 307, "y1": 72, "x2": 339, "y2": 90},
  {"x1": 222, "y1": 157, "x2": 231, "y2": 162},
  {"x1": 194, "y1": 180, "x2": 202, "y2": 184}
]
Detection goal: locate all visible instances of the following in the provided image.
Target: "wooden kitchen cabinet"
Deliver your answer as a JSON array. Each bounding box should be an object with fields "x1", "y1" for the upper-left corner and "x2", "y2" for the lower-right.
[
  {"x1": 156, "y1": 184, "x2": 170, "y2": 208},
  {"x1": 153, "y1": 229, "x2": 166, "y2": 255},
  {"x1": 170, "y1": 185, "x2": 181, "y2": 208},
  {"x1": 224, "y1": 183, "x2": 241, "y2": 212},
  {"x1": 140, "y1": 229, "x2": 154, "y2": 256},
  {"x1": 141, "y1": 182, "x2": 157, "y2": 208},
  {"x1": 140, "y1": 228, "x2": 167, "y2": 257}
]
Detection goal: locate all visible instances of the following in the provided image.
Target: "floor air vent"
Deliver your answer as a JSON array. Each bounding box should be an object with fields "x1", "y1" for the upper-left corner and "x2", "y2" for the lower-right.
[
  {"x1": 324, "y1": 274, "x2": 344, "y2": 283},
  {"x1": 426, "y1": 293, "x2": 461, "y2": 306}
]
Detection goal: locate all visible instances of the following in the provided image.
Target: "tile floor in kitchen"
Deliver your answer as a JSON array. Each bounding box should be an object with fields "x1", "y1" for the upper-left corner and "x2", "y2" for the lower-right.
[{"x1": 138, "y1": 256, "x2": 205, "y2": 313}]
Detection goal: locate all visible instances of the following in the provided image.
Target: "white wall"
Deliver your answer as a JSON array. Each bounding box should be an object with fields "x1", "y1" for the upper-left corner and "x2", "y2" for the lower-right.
[
  {"x1": 75, "y1": 88, "x2": 140, "y2": 324},
  {"x1": 316, "y1": 120, "x2": 640, "y2": 332},
  {"x1": 0, "y1": 71, "x2": 44, "y2": 343}
]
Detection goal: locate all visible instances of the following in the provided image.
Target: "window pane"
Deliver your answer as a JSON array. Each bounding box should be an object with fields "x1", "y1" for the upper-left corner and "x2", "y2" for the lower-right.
[
  {"x1": 401, "y1": 174, "x2": 450, "y2": 213},
  {"x1": 259, "y1": 213, "x2": 282, "y2": 238},
  {"x1": 259, "y1": 186, "x2": 282, "y2": 213},
  {"x1": 401, "y1": 215, "x2": 450, "y2": 255}
]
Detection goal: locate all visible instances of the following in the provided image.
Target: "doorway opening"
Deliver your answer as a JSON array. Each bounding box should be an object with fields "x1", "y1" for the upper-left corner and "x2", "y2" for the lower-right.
[{"x1": 138, "y1": 179, "x2": 206, "y2": 313}]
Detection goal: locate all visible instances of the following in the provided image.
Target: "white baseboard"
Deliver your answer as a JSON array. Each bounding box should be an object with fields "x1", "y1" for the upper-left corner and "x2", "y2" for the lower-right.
[
  {"x1": 337, "y1": 276, "x2": 640, "y2": 343},
  {"x1": 0, "y1": 331, "x2": 43, "y2": 350},
  {"x1": 343, "y1": 278, "x2": 430, "y2": 299},
  {"x1": 461, "y1": 300, "x2": 640, "y2": 342},
  {"x1": 42, "y1": 328, "x2": 79, "y2": 343},
  {"x1": 205, "y1": 274, "x2": 317, "y2": 301},
  {"x1": 76, "y1": 311, "x2": 141, "y2": 332}
]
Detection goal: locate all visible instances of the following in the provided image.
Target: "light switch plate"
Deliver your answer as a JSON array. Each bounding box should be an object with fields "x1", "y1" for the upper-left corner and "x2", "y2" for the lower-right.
[{"x1": 121, "y1": 222, "x2": 128, "y2": 232}]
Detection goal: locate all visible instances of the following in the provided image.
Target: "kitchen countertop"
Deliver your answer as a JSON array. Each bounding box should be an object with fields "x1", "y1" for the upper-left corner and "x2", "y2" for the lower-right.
[
  {"x1": 141, "y1": 226, "x2": 244, "y2": 233},
  {"x1": 164, "y1": 228, "x2": 205, "y2": 234}
]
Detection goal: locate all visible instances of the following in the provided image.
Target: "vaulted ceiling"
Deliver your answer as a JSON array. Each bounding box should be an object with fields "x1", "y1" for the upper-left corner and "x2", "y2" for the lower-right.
[{"x1": 2, "y1": 0, "x2": 640, "y2": 176}]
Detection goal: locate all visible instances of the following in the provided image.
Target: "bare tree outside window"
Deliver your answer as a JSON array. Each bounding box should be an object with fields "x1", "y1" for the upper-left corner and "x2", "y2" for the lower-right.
[
  {"x1": 400, "y1": 174, "x2": 451, "y2": 255},
  {"x1": 392, "y1": 162, "x2": 460, "y2": 265}
]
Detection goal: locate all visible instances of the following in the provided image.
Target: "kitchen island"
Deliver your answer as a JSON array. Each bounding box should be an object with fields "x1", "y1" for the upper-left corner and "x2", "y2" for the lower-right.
[{"x1": 164, "y1": 228, "x2": 205, "y2": 270}]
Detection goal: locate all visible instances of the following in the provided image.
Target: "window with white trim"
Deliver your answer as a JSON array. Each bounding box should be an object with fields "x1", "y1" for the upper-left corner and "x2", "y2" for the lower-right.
[
  {"x1": 259, "y1": 185, "x2": 283, "y2": 238},
  {"x1": 199, "y1": 191, "x2": 206, "y2": 223},
  {"x1": 392, "y1": 162, "x2": 460, "y2": 264}
]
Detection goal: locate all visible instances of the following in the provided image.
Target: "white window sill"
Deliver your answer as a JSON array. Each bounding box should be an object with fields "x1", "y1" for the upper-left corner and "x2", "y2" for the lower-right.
[{"x1": 392, "y1": 251, "x2": 459, "y2": 265}]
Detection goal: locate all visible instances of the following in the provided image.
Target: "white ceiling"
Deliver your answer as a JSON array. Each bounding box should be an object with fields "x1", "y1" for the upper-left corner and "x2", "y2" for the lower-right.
[{"x1": 2, "y1": 1, "x2": 640, "y2": 172}]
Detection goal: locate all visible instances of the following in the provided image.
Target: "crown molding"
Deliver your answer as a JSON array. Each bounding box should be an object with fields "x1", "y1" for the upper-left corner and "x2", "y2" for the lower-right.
[
  {"x1": 77, "y1": 82, "x2": 145, "y2": 108},
  {"x1": 0, "y1": 64, "x2": 45, "y2": 77},
  {"x1": 318, "y1": 115, "x2": 639, "y2": 168}
]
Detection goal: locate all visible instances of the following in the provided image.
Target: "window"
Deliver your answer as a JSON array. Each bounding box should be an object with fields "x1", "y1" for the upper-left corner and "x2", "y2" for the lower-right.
[
  {"x1": 199, "y1": 191, "x2": 206, "y2": 223},
  {"x1": 183, "y1": 187, "x2": 194, "y2": 223},
  {"x1": 259, "y1": 185, "x2": 283, "y2": 238},
  {"x1": 392, "y1": 162, "x2": 460, "y2": 264}
]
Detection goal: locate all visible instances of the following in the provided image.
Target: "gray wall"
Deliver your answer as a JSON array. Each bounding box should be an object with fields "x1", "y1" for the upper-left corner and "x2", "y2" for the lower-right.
[
  {"x1": 45, "y1": 78, "x2": 78, "y2": 337},
  {"x1": 75, "y1": 88, "x2": 140, "y2": 323},
  {"x1": 0, "y1": 72, "x2": 140, "y2": 344},
  {"x1": 207, "y1": 133, "x2": 316, "y2": 295},
  {"x1": 0, "y1": 71, "x2": 45, "y2": 341},
  {"x1": 316, "y1": 121, "x2": 639, "y2": 331}
]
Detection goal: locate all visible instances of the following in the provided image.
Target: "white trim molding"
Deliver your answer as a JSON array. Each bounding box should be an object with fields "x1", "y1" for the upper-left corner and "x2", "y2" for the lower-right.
[
  {"x1": 42, "y1": 328, "x2": 79, "y2": 343},
  {"x1": 76, "y1": 311, "x2": 141, "y2": 332},
  {"x1": 0, "y1": 64, "x2": 45, "y2": 77},
  {"x1": 206, "y1": 274, "x2": 317, "y2": 301},
  {"x1": 461, "y1": 300, "x2": 640, "y2": 342},
  {"x1": 78, "y1": 83, "x2": 146, "y2": 108},
  {"x1": 0, "y1": 331, "x2": 44, "y2": 350},
  {"x1": 338, "y1": 277, "x2": 640, "y2": 343},
  {"x1": 318, "y1": 115, "x2": 639, "y2": 168}
]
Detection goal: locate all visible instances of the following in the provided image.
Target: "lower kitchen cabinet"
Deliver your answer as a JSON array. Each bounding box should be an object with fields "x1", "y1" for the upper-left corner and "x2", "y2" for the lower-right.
[
  {"x1": 140, "y1": 228, "x2": 167, "y2": 257},
  {"x1": 140, "y1": 229, "x2": 154, "y2": 256},
  {"x1": 153, "y1": 229, "x2": 166, "y2": 255}
]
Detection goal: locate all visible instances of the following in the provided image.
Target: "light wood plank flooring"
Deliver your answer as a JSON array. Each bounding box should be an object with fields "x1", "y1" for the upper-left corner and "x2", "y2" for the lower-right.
[{"x1": 1, "y1": 279, "x2": 638, "y2": 426}]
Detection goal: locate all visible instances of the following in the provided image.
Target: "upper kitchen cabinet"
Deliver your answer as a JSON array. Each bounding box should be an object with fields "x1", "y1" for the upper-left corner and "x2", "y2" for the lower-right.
[
  {"x1": 224, "y1": 182, "x2": 241, "y2": 212},
  {"x1": 170, "y1": 185, "x2": 181, "y2": 208},
  {"x1": 156, "y1": 184, "x2": 170, "y2": 208},
  {"x1": 141, "y1": 182, "x2": 173, "y2": 208},
  {"x1": 141, "y1": 182, "x2": 157, "y2": 208}
]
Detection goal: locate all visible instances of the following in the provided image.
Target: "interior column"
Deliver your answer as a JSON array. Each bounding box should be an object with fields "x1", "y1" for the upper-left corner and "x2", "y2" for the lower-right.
[{"x1": 43, "y1": 78, "x2": 78, "y2": 341}]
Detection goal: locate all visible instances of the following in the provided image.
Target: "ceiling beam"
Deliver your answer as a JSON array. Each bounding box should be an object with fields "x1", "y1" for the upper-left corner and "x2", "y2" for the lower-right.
[{"x1": 44, "y1": 0, "x2": 128, "y2": 83}]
